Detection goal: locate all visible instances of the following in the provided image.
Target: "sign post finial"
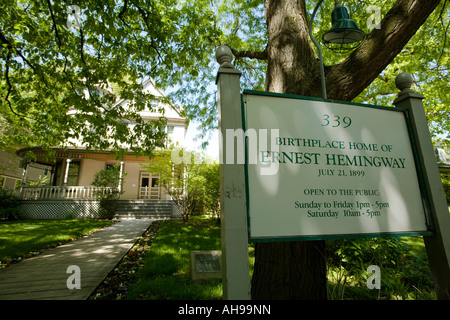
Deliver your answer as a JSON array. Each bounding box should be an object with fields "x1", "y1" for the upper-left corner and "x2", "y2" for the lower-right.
[{"x1": 216, "y1": 45, "x2": 234, "y2": 69}]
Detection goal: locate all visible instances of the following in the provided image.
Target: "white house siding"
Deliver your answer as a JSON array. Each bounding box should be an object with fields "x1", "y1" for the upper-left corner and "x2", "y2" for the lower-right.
[{"x1": 77, "y1": 159, "x2": 105, "y2": 187}]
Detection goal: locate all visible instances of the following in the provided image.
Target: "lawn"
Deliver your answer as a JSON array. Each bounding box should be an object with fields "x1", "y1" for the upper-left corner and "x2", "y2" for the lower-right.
[
  {"x1": 0, "y1": 216, "x2": 436, "y2": 300},
  {"x1": 125, "y1": 216, "x2": 223, "y2": 300},
  {"x1": 124, "y1": 215, "x2": 435, "y2": 300},
  {"x1": 0, "y1": 219, "x2": 115, "y2": 267}
]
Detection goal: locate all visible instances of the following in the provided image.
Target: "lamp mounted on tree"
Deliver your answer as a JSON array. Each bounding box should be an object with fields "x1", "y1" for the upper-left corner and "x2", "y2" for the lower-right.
[
  {"x1": 323, "y1": 0, "x2": 365, "y2": 52},
  {"x1": 309, "y1": 0, "x2": 365, "y2": 99}
]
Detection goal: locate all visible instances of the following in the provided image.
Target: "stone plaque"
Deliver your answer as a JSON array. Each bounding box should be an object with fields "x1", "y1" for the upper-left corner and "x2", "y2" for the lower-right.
[{"x1": 190, "y1": 250, "x2": 222, "y2": 282}]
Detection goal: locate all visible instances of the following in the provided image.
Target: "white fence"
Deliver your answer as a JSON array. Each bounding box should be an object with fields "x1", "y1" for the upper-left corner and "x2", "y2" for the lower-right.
[{"x1": 20, "y1": 186, "x2": 117, "y2": 200}]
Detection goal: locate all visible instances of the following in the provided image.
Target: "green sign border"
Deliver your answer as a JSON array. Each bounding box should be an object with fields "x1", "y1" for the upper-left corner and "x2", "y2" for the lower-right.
[{"x1": 241, "y1": 89, "x2": 434, "y2": 243}]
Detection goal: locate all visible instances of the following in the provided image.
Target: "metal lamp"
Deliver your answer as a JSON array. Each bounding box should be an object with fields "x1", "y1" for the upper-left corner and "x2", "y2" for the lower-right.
[
  {"x1": 323, "y1": 1, "x2": 365, "y2": 49},
  {"x1": 309, "y1": 0, "x2": 365, "y2": 99}
]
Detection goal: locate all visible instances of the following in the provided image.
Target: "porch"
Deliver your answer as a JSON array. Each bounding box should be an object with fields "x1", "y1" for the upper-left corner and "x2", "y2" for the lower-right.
[
  {"x1": 15, "y1": 146, "x2": 169, "y2": 201},
  {"x1": 19, "y1": 185, "x2": 163, "y2": 201},
  {"x1": 20, "y1": 185, "x2": 117, "y2": 200},
  {"x1": 18, "y1": 185, "x2": 179, "y2": 220}
]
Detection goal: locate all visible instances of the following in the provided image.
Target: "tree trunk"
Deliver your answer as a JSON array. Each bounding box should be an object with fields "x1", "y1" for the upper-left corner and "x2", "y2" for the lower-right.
[
  {"x1": 251, "y1": 241, "x2": 327, "y2": 300},
  {"x1": 251, "y1": 0, "x2": 328, "y2": 300}
]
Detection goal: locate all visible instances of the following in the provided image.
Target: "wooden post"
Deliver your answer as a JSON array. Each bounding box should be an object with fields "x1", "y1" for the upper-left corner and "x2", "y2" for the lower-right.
[
  {"x1": 216, "y1": 45, "x2": 251, "y2": 300},
  {"x1": 118, "y1": 160, "x2": 124, "y2": 199},
  {"x1": 62, "y1": 157, "x2": 71, "y2": 199},
  {"x1": 19, "y1": 159, "x2": 29, "y2": 199},
  {"x1": 394, "y1": 72, "x2": 450, "y2": 299},
  {"x1": 63, "y1": 157, "x2": 71, "y2": 186}
]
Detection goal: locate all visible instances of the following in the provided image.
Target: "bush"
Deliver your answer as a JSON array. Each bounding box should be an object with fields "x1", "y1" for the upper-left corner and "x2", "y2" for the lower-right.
[
  {"x1": 441, "y1": 174, "x2": 450, "y2": 203},
  {"x1": 326, "y1": 237, "x2": 435, "y2": 300},
  {"x1": 0, "y1": 188, "x2": 21, "y2": 220},
  {"x1": 91, "y1": 164, "x2": 125, "y2": 219},
  {"x1": 327, "y1": 238, "x2": 406, "y2": 282},
  {"x1": 99, "y1": 198, "x2": 117, "y2": 220}
]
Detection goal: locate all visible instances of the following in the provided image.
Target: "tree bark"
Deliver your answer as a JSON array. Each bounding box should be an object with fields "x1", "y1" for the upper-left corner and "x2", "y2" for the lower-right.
[
  {"x1": 251, "y1": 0, "x2": 328, "y2": 300},
  {"x1": 264, "y1": 0, "x2": 318, "y2": 95},
  {"x1": 251, "y1": 0, "x2": 441, "y2": 300},
  {"x1": 251, "y1": 241, "x2": 327, "y2": 300}
]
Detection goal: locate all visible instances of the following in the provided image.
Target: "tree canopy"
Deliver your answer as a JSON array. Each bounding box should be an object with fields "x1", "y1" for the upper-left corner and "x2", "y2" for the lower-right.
[{"x1": 1, "y1": 0, "x2": 448, "y2": 156}]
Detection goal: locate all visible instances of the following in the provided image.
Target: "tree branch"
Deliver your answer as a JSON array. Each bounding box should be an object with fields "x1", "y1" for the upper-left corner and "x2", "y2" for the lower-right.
[
  {"x1": 2, "y1": 50, "x2": 35, "y2": 120},
  {"x1": 46, "y1": 0, "x2": 62, "y2": 49},
  {"x1": 324, "y1": 0, "x2": 441, "y2": 101},
  {"x1": 133, "y1": 3, "x2": 172, "y2": 70},
  {"x1": 231, "y1": 48, "x2": 268, "y2": 61},
  {"x1": 118, "y1": 0, "x2": 129, "y2": 21}
]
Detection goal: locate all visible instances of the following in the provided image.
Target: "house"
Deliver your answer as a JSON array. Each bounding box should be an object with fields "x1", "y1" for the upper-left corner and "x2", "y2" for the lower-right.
[
  {"x1": 435, "y1": 140, "x2": 450, "y2": 178},
  {"x1": 11, "y1": 79, "x2": 188, "y2": 219},
  {"x1": 0, "y1": 150, "x2": 22, "y2": 190}
]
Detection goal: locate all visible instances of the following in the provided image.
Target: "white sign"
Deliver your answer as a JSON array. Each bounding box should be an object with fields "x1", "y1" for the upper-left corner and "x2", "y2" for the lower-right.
[{"x1": 243, "y1": 91, "x2": 429, "y2": 240}]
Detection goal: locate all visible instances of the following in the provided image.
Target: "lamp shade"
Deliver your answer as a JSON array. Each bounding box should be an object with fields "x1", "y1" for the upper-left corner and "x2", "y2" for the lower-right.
[{"x1": 323, "y1": 5, "x2": 365, "y2": 44}]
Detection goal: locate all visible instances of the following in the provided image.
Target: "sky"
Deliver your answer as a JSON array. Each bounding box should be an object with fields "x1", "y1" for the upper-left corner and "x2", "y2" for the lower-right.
[{"x1": 183, "y1": 120, "x2": 219, "y2": 162}]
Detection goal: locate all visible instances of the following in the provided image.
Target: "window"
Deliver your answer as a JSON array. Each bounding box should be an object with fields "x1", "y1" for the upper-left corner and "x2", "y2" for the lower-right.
[
  {"x1": 0, "y1": 176, "x2": 21, "y2": 190},
  {"x1": 150, "y1": 99, "x2": 159, "y2": 107},
  {"x1": 141, "y1": 177, "x2": 149, "y2": 188},
  {"x1": 164, "y1": 126, "x2": 175, "y2": 147},
  {"x1": 67, "y1": 161, "x2": 81, "y2": 186}
]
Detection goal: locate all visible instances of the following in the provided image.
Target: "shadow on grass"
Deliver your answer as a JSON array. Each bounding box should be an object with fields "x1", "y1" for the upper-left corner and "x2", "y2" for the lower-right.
[
  {"x1": 0, "y1": 219, "x2": 114, "y2": 263},
  {"x1": 126, "y1": 216, "x2": 223, "y2": 300}
]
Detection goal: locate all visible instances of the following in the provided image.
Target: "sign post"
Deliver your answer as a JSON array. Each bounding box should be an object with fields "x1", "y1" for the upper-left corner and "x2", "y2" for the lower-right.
[
  {"x1": 216, "y1": 45, "x2": 251, "y2": 300},
  {"x1": 393, "y1": 72, "x2": 450, "y2": 299}
]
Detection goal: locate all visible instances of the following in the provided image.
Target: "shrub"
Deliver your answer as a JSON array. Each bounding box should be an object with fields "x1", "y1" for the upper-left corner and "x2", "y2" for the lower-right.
[
  {"x1": 441, "y1": 174, "x2": 450, "y2": 203},
  {"x1": 98, "y1": 197, "x2": 117, "y2": 220},
  {"x1": 326, "y1": 237, "x2": 435, "y2": 299},
  {"x1": 0, "y1": 188, "x2": 22, "y2": 220},
  {"x1": 91, "y1": 164, "x2": 125, "y2": 219}
]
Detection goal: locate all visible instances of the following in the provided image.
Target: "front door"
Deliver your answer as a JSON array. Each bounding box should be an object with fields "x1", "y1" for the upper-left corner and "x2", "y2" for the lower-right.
[{"x1": 139, "y1": 172, "x2": 160, "y2": 200}]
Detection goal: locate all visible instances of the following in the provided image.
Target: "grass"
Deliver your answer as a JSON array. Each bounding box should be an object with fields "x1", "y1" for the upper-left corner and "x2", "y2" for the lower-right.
[
  {"x1": 125, "y1": 215, "x2": 435, "y2": 300},
  {"x1": 126, "y1": 216, "x2": 222, "y2": 300},
  {"x1": 0, "y1": 216, "x2": 437, "y2": 300},
  {"x1": 0, "y1": 219, "x2": 115, "y2": 268}
]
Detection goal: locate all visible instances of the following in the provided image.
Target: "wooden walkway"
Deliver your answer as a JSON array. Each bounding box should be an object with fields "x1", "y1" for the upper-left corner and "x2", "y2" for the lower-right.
[{"x1": 0, "y1": 219, "x2": 155, "y2": 300}]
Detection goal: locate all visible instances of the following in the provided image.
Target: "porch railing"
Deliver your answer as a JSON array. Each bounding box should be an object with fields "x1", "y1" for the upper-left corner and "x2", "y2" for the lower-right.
[{"x1": 20, "y1": 186, "x2": 118, "y2": 200}]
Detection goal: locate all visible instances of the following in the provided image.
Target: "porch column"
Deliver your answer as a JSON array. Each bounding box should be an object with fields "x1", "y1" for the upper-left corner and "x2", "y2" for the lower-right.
[
  {"x1": 62, "y1": 157, "x2": 72, "y2": 199},
  {"x1": 19, "y1": 159, "x2": 29, "y2": 198},
  {"x1": 118, "y1": 160, "x2": 124, "y2": 199},
  {"x1": 63, "y1": 157, "x2": 71, "y2": 186}
]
